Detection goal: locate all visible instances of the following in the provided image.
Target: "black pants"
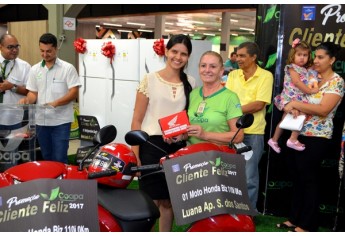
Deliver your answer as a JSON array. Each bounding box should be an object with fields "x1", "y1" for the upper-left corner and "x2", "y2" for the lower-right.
[
  {"x1": 138, "y1": 135, "x2": 185, "y2": 200},
  {"x1": 287, "y1": 136, "x2": 331, "y2": 231}
]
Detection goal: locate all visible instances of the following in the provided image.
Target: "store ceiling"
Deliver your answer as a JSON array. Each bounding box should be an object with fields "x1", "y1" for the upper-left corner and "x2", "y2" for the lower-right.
[{"x1": 77, "y1": 10, "x2": 256, "y2": 37}]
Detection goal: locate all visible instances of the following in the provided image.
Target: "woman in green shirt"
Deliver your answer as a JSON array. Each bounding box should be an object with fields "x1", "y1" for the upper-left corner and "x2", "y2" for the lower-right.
[{"x1": 186, "y1": 51, "x2": 243, "y2": 145}]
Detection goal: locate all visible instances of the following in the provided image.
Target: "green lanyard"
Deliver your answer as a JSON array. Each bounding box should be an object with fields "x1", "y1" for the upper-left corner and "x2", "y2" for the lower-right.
[{"x1": 1, "y1": 60, "x2": 15, "y2": 80}]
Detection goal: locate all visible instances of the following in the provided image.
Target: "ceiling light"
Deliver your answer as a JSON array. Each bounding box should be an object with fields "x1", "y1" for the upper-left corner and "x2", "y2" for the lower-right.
[
  {"x1": 165, "y1": 22, "x2": 174, "y2": 25},
  {"x1": 230, "y1": 19, "x2": 239, "y2": 22},
  {"x1": 231, "y1": 33, "x2": 238, "y2": 36},
  {"x1": 190, "y1": 20, "x2": 204, "y2": 25},
  {"x1": 118, "y1": 30, "x2": 133, "y2": 33},
  {"x1": 178, "y1": 19, "x2": 204, "y2": 25},
  {"x1": 182, "y1": 28, "x2": 193, "y2": 31},
  {"x1": 203, "y1": 33, "x2": 215, "y2": 36},
  {"x1": 127, "y1": 22, "x2": 146, "y2": 26},
  {"x1": 138, "y1": 29, "x2": 153, "y2": 32},
  {"x1": 165, "y1": 29, "x2": 177, "y2": 32},
  {"x1": 95, "y1": 25, "x2": 100, "y2": 28},
  {"x1": 103, "y1": 23, "x2": 122, "y2": 27},
  {"x1": 240, "y1": 27, "x2": 254, "y2": 31},
  {"x1": 176, "y1": 22, "x2": 193, "y2": 27}
]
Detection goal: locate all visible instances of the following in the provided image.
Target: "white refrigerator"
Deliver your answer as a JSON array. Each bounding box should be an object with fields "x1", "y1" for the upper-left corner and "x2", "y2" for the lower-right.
[{"x1": 78, "y1": 38, "x2": 211, "y2": 144}]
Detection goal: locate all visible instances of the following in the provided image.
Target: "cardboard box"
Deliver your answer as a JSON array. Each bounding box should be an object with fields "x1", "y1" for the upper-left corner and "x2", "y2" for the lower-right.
[{"x1": 158, "y1": 110, "x2": 190, "y2": 138}]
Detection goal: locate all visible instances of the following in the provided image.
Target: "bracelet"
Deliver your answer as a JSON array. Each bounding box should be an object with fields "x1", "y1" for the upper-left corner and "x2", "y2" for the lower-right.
[{"x1": 11, "y1": 84, "x2": 18, "y2": 93}]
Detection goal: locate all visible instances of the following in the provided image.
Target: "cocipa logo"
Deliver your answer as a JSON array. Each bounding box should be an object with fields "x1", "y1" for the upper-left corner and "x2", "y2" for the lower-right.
[
  {"x1": 0, "y1": 138, "x2": 30, "y2": 164},
  {"x1": 41, "y1": 187, "x2": 84, "y2": 202},
  {"x1": 0, "y1": 152, "x2": 31, "y2": 164}
]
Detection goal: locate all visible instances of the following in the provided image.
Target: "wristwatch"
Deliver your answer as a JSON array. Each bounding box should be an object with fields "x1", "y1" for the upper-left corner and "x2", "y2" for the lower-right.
[{"x1": 11, "y1": 84, "x2": 18, "y2": 93}]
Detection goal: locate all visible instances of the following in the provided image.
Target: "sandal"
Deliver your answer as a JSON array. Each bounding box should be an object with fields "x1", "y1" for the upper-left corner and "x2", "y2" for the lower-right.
[
  {"x1": 276, "y1": 222, "x2": 296, "y2": 229},
  {"x1": 286, "y1": 139, "x2": 305, "y2": 151},
  {"x1": 268, "y1": 138, "x2": 281, "y2": 153}
]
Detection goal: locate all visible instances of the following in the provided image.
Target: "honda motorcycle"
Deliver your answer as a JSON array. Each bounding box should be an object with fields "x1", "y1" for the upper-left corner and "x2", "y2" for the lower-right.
[{"x1": 0, "y1": 124, "x2": 159, "y2": 232}]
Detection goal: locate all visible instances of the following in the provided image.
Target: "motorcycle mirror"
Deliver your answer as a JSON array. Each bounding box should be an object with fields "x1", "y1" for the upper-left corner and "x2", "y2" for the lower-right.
[
  {"x1": 125, "y1": 130, "x2": 168, "y2": 157},
  {"x1": 236, "y1": 113, "x2": 254, "y2": 129},
  {"x1": 229, "y1": 114, "x2": 254, "y2": 149},
  {"x1": 125, "y1": 130, "x2": 149, "y2": 146},
  {"x1": 93, "y1": 125, "x2": 117, "y2": 146}
]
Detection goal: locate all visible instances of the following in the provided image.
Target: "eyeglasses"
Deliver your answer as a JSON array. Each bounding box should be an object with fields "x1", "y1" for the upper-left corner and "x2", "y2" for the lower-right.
[{"x1": 6, "y1": 44, "x2": 21, "y2": 50}]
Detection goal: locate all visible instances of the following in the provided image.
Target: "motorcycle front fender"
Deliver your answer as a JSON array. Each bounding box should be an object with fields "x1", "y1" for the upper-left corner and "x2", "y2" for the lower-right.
[{"x1": 98, "y1": 205, "x2": 122, "y2": 232}]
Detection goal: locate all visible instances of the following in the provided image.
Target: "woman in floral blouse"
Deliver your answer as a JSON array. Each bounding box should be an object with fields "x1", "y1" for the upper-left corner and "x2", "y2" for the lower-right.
[{"x1": 280, "y1": 42, "x2": 344, "y2": 232}]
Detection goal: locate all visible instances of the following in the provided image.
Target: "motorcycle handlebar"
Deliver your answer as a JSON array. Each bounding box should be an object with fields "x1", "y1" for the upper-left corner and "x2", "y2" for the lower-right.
[
  {"x1": 236, "y1": 146, "x2": 252, "y2": 154},
  {"x1": 129, "y1": 145, "x2": 251, "y2": 174},
  {"x1": 130, "y1": 164, "x2": 162, "y2": 172},
  {"x1": 88, "y1": 170, "x2": 117, "y2": 179}
]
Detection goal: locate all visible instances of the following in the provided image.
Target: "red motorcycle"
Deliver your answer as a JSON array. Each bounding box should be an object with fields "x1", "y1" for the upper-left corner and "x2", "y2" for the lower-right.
[
  {"x1": 0, "y1": 125, "x2": 159, "y2": 232},
  {"x1": 125, "y1": 113, "x2": 256, "y2": 232},
  {"x1": 0, "y1": 114, "x2": 255, "y2": 232}
]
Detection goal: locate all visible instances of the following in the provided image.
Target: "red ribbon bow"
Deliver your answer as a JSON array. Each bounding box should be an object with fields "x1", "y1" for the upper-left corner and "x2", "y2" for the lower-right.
[
  {"x1": 153, "y1": 38, "x2": 165, "y2": 56},
  {"x1": 73, "y1": 38, "x2": 87, "y2": 54},
  {"x1": 101, "y1": 41, "x2": 116, "y2": 64}
]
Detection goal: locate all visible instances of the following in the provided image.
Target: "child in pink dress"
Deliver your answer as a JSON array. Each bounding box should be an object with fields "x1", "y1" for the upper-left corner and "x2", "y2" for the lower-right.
[{"x1": 268, "y1": 39, "x2": 318, "y2": 153}]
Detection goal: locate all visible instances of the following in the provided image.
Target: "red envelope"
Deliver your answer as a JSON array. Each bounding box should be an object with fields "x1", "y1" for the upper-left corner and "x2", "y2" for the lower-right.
[{"x1": 158, "y1": 110, "x2": 190, "y2": 138}]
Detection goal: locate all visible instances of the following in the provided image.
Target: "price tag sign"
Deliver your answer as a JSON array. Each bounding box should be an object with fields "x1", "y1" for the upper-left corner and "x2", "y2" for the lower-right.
[
  {"x1": 0, "y1": 179, "x2": 99, "y2": 232},
  {"x1": 163, "y1": 150, "x2": 257, "y2": 225}
]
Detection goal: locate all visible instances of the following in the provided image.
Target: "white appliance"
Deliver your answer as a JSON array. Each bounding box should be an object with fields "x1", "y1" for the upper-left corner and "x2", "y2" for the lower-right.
[{"x1": 78, "y1": 38, "x2": 211, "y2": 144}]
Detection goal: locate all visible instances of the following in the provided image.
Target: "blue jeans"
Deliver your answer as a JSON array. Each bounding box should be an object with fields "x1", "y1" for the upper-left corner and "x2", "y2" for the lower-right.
[
  {"x1": 36, "y1": 123, "x2": 71, "y2": 163},
  {"x1": 243, "y1": 134, "x2": 264, "y2": 211}
]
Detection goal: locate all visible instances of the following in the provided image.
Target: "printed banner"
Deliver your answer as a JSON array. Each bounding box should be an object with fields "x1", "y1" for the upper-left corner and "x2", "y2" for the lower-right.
[
  {"x1": 0, "y1": 179, "x2": 99, "y2": 232},
  {"x1": 163, "y1": 150, "x2": 256, "y2": 226},
  {"x1": 75, "y1": 146, "x2": 98, "y2": 168},
  {"x1": 258, "y1": 4, "x2": 345, "y2": 229},
  {"x1": 77, "y1": 115, "x2": 100, "y2": 142},
  {"x1": 70, "y1": 103, "x2": 80, "y2": 140}
]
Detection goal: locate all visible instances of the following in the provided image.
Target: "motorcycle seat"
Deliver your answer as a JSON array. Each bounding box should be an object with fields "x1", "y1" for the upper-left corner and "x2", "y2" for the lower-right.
[{"x1": 97, "y1": 186, "x2": 160, "y2": 221}]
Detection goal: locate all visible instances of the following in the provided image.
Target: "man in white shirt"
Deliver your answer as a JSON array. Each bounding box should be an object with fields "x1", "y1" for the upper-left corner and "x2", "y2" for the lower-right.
[
  {"x1": 0, "y1": 34, "x2": 31, "y2": 171},
  {"x1": 19, "y1": 33, "x2": 81, "y2": 163}
]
